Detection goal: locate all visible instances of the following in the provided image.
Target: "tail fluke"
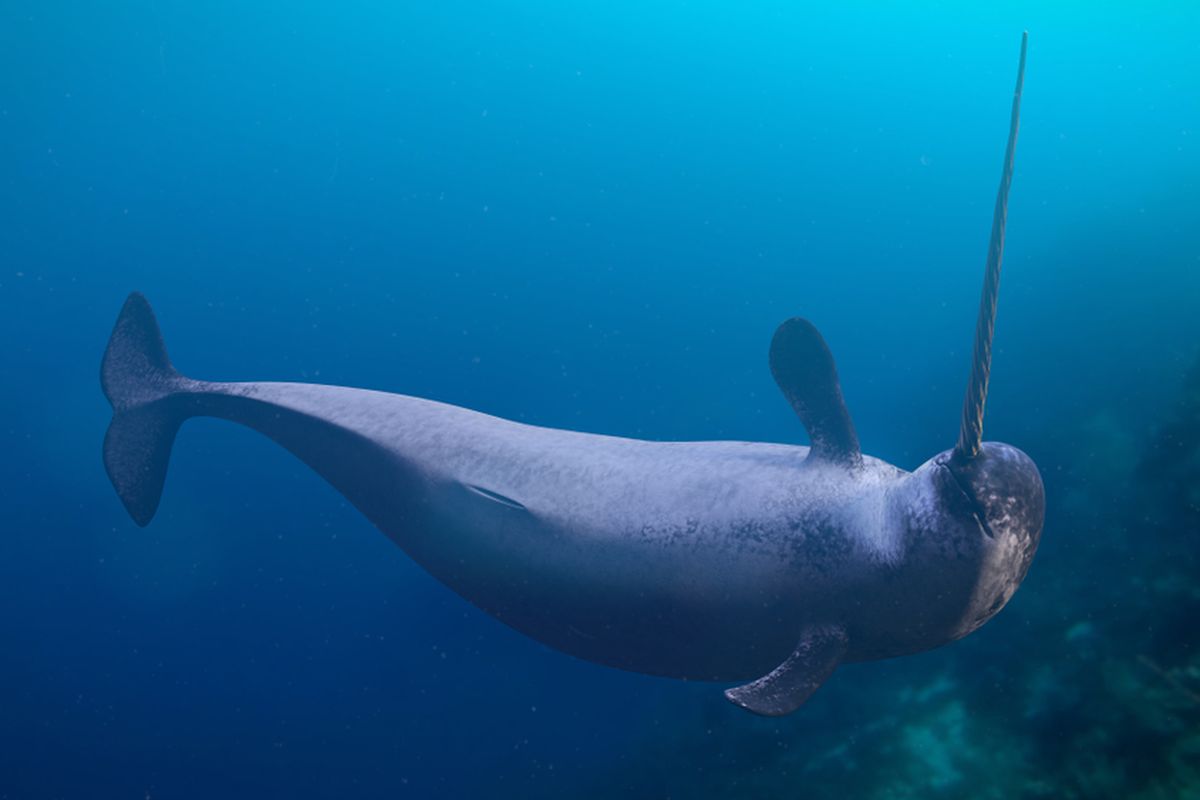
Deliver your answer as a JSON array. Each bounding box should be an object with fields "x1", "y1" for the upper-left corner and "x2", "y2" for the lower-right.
[{"x1": 101, "y1": 293, "x2": 187, "y2": 526}]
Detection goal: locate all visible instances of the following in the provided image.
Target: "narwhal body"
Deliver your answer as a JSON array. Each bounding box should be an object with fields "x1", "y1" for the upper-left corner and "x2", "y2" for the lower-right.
[{"x1": 101, "y1": 36, "x2": 1042, "y2": 715}]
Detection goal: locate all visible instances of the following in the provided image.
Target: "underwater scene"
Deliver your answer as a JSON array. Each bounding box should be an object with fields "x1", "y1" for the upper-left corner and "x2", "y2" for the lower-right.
[{"x1": 2, "y1": 2, "x2": 1198, "y2": 798}]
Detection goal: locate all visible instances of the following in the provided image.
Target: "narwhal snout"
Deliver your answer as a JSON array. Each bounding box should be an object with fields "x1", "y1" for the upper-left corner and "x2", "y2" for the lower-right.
[
  {"x1": 943, "y1": 442, "x2": 1045, "y2": 606},
  {"x1": 951, "y1": 443, "x2": 1043, "y2": 547}
]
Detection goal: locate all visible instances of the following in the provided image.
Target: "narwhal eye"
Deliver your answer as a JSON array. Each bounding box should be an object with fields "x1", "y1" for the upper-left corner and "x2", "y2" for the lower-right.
[{"x1": 972, "y1": 509, "x2": 996, "y2": 540}]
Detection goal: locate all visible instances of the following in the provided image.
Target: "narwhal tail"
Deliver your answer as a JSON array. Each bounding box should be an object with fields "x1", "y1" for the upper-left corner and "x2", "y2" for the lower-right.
[{"x1": 101, "y1": 292, "x2": 192, "y2": 527}]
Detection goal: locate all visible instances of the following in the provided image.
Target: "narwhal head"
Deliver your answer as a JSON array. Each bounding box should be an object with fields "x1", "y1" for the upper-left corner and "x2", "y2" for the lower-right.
[
  {"x1": 910, "y1": 440, "x2": 1045, "y2": 636},
  {"x1": 941, "y1": 442, "x2": 1044, "y2": 573},
  {"x1": 935, "y1": 29, "x2": 1042, "y2": 631},
  {"x1": 879, "y1": 32, "x2": 1043, "y2": 649}
]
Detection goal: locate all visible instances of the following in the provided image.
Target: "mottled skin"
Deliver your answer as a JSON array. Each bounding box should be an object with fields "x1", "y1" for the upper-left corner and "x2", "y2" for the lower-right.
[
  {"x1": 198, "y1": 384, "x2": 1042, "y2": 681},
  {"x1": 101, "y1": 36, "x2": 1041, "y2": 715},
  {"x1": 105, "y1": 328, "x2": 1042, "y2": 688}
]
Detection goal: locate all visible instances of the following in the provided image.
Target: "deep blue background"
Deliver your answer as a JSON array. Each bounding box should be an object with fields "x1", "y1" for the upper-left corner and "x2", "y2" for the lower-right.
[{"x1": 1, "y1": 2, "x2": 1197, "y2": 798}]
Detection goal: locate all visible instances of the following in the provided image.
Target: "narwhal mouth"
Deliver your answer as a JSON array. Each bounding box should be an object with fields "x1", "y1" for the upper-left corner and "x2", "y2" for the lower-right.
[{"x1": 935, "y1": 454, "x2": 997, "y2": 540}]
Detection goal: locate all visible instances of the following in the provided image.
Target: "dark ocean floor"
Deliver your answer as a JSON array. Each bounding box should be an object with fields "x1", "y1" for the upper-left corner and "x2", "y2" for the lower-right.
[{"x1": 576, "y1": 354, "x2": 1200, "y2": 799}]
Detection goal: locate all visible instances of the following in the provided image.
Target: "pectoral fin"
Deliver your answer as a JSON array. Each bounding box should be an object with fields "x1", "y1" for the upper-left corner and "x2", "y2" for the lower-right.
[{"x1": 724, "y1": 625, "x2": 848, "y2": 716}]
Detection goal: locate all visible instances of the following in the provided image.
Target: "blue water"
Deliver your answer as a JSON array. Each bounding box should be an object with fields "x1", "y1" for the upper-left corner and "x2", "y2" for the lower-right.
[{"x1": 2, "y1": 3, "x2": 1198, "y2": 798}]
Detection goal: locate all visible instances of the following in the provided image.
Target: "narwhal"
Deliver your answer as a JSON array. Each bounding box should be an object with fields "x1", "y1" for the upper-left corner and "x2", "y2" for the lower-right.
[{"x1": 101, "y1": 35, "x2": 1042, "y2": 716}]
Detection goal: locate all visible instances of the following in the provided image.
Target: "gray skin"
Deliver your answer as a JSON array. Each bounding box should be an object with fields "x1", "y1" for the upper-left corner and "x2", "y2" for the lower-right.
[
  {"x1": 103, "y1": 37, "x2": 1040, "y2": 716},
  {"x1": 100, "y1": 295, "x2": 1044, "y2": 716},
  {"x1": 199, "y1": 385, "x2": 1041, "y2": 678}
]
